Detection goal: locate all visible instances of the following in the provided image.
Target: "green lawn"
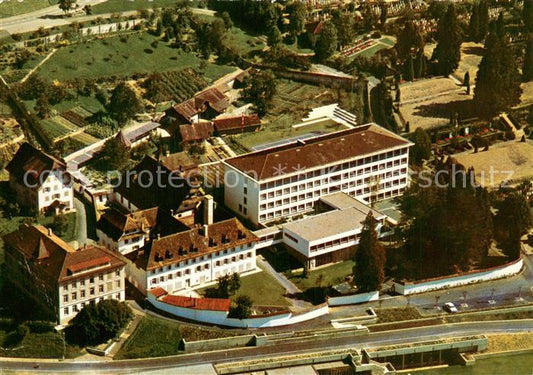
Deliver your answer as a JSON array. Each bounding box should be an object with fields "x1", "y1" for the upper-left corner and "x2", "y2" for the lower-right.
[
  {"x1": 0, "y1": 0, "x2": 57, "y2": 18},
  {"x1": 287, "y1": 260, "x2": 355, "y2": 291},
  {"x1": 0, "y1": 328, "x2": 79, "y2": 358},
  {"x1": 225, "y1": 26, "x2": 265, "y2": 54},
  {"x1": 36, "y1": 32, "x2": 235, "y2": 82},
  {"x1": 91, "y1": 0, "x2": 199, "y2": 15},
  {"x1": 234, "y1": 269, "x2": 290, "y2": 307},
  {"x1": 114, "y1": 316, "x2": 182, "y2": 359}
]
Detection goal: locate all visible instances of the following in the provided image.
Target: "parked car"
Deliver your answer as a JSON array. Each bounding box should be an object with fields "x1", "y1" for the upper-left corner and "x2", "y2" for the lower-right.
[{"x1": 444, "y1": 302, "x2": 458, "y2": 313}]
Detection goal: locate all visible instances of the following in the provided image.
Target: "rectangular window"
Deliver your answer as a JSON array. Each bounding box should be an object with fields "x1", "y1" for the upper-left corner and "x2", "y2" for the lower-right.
[
  {"x1": 99, "y1": 285, "x2": 104, "y2": 293},
  {"x1": 81, "y1": 290, "x2": 85, "y2": 298},
  {"x1": 71, "y1": 292, "x2": 77, "y2": 300},
  {"x1": 63, "y1": 295, "x2": 68, "y2": 303},
  {"x1": 64, "y1": 307, "x2": 69, "y2": 315}
]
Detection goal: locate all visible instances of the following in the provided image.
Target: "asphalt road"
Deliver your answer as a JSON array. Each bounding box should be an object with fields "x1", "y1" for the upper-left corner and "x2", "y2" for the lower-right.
[{"x1": 1, "y1": 320, "x2": 532, "y2": 373}]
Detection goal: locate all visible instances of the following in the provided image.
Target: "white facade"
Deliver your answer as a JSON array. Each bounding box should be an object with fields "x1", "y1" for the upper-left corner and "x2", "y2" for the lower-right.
[
  {"x1": 224, "y1": 137, "x2": 410, "y2": 226},
  {"x1": 126, "y1": 243, "x2": 257, "y2": 295},
  {"x1": 97, "y1": 228, "x2": 148, "y2": 255},
  {"x1": 58, "y1": 266, "x2": 126, "y2": 324},
  {"x1": 11, "y1": 170, "x2": 74, "y2": 215}
]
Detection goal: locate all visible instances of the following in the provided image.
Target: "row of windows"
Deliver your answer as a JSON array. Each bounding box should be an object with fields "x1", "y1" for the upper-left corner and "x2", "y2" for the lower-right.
[
  {"x1": 259, "y1": 187, "x2": 406, "y2": 223},
  {"x1": 62, "y1": 271, "x2": 121, "y2": 291},
  {"x1": 259, "y1": 173, "x2": 407, "y2": 211},
  {"x1": 63, "y1": 280, "x2": 121, "y2": 303},
  {"x1": 310, "y1": 234, "x2": 360, "y2": 252},
  {"x1": 149, "y1": 253, "x2": 254, "y2": 285},
  {"x1": 259, "y1": 150, "x2": 408, "y2": 190},
  {"x1": 43, "y1": 191, "x2": 69, "y2": 202},
  {"x1": 148, "y1": 247, "x2": 252, "y2": 275},
  {"x1": 63, "y1": 293, "x2": 121, "y2": 315},
  {"x1": 260, "y1": 164, "x2": 408, "y2": 200}
]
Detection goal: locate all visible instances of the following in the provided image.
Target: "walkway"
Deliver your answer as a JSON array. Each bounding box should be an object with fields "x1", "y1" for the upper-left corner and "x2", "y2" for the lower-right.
[
  {"x1": 257, "y1": 255, "x2": 301, "y2": 295},
  {"x1": 73, "y1": 197, "x2": 87, "y2": 246},
  {"x1": 20, "y1": 49, "x2": 56, "y2": 83}
]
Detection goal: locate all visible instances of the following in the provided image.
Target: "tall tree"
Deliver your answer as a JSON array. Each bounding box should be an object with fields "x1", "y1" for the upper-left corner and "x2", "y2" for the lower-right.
[
  {"x1": 267, "y1": 25, "x2": 282, "y2": 47},
  {"x1": 523, "y1": 35, "x2": 533, "y2": 81},
  {"x1": 353, "y1": 213, "x2": 386, "y2": 292},
  {"x1": 107, "y1": 82, "x2": 142, "y2": 125},
  {"x1": 58, "y1": 0, "x2": 76, "y2": 13},
  {"x1": 380, "y1": 2, "x2": 388, "y2": 29},
  {"x1": 35, "y1": 94, "x2": 51, "y2": 119},
  {"x1": 495, "y1": 193, "x2": 532, "y2": 259},
  {"x1": 411, "y1": 128, "x2": 431, "y2": 164},
  {"x1": 469, "y1": 0, "x2": 489, "y2": 42},
  {"x1": 287, "y1": 1, "x2": 307, "y2": 37},
  {"x1": 523, "y1": 0, "x2": 533, "y2": 32},
  {"x1": 314, "y1": 21, "x2": 338, "y2": 61},
  {"x1": 474, "y1": 30, "x2": 522, "y2": 118},
  {"x1": 241, "y1": 70, "x2": 277, "y2": 116},
  {"x1": 395, "y1": 20, "x2": 425, "y2": 80},
  {"x1": 432, "y1": 4, "x2": 462, "y2": 75}
]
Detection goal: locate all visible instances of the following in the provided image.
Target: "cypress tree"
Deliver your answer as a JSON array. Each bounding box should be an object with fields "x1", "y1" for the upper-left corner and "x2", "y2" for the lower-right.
[
  {"x1": 469, "y1": 3, "x2": 480, "y2": 41},
  {"x1": 433, "y1": 4, "x2": 462, "y2": 75},
  {"x1": 523, "y1": 0, "x2": 533, "y2": 32},
  {"x1": 353, "y1": 213, "x2": 386, "y2": 292},
  {"x1": 523, "y1": 35, "x2": 533, "y2": 81},
  {"x1": 478, "y1": 0, "x2": 489, "y2": 40},
  {"x1": 474, "y1": 30, "x2": 522, "y2": 117},
  {"x1": 314, "y1": 21, "x2": 338, "y2": 62},
  {"x1": 412, "y1": 127, "x2": 431, "y2": 164}
]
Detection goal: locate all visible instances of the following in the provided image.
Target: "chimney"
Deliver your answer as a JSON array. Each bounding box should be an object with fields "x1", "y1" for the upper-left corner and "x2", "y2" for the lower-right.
[
  {"x1": 203, "y1": 195, "x2": 214, "y2": 225},
  {"x1": 166, "y1": 150, "x2": 170, "y2": 157},
  {"x1": 47, "y1": 228, "x2": 53, "y2": 236},
  {"x1": 203, "y1": 224, "x2": 209, "y2": 238},
  {"x1": 157, "y1": 233, "x2": 161, "y2": 240}
]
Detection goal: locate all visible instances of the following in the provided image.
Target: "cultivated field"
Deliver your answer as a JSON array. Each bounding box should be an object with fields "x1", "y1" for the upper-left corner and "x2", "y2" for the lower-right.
[{"x1": 455, "y1": 141, "x2": 533, "y2": 186}]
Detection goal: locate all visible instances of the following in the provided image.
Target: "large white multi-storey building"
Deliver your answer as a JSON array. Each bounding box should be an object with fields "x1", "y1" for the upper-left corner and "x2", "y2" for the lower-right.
[
  {"x1": 223, "y1": 123, "x2": 412, "y2": 226},
  {"x1": 124, "y1": 218, "x2": 258, "y2": 294}
]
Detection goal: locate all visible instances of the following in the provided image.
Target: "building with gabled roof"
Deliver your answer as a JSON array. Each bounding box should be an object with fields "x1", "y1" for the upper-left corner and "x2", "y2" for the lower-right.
[
  {"x1": 223, "y1": 123, "x2": 412, "y2": 226},
  {"x1": 6, "y1": 143, "x2": 74, "y2": 215},
  {"x1": 3, "y1": 224, "x2": 125, "y2": 324},
  {"x1": 166, "y1": 87, "x2": 230, "y2": 124},
  {"x1": 124, "y1": 218, "x2": 258, "y2": 294},
  {"x1": 213, "y1": 114, "x2": 262, "y2": 135}
]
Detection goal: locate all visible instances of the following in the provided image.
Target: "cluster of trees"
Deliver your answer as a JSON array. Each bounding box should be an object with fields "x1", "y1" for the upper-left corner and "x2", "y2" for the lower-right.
[
  {"x1": 493, "y1": 192, "x2": 532, "y2": 259},
  {"x1": 400, "y1": 163, "x2": 494, "y2": 279},
  {"x1": 395, "y1": 20, "x2": 426, "y2": 81},
  {"x1": 106, "y1": 82, "x2": 142, "y2": 125},
  {"x1": 205, "y1": 273, "x2": 241, "y2": 298},
  {"x1": 65, "y1": 300, "x2": 133, "y2": 346},
  {"x1": 241, "y1": 70, "x2": 277, "y2": 116}
]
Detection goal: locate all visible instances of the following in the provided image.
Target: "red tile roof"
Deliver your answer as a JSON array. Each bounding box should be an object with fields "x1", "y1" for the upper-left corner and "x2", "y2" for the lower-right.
[
  {"x1": 127, "y1": 218, "x2": 258, "y2": 271},
  {"x1": 224, "y1": 124, "x2": 412, "y2": 181},
  {"x1": 213, "y1": 114, "x2": 261, "y2": 132},
  {"x1": 3, "y1": 224, "x2": 125, "y2": 283},
  {"x1": 179, "y1": 122, "x2": 214, "y2": 143},
  {"x1": 149, "y1": 287, "x2": 168, "y2": 298},
  {"x1": 173, "y1": 87, "x2": 230, "y2": 121},
  {"x1": 161, "y1": 294, "x2": 231, "y2": 312},
  {"x1": 6, "y1": 143, "x2": 67, "y2": 187}
]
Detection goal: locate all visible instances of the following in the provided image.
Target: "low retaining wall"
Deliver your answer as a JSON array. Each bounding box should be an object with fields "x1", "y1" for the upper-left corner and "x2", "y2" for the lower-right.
[
  {"x1": 147, "y1": 293, "x2": 329, "y2": 328},
  {"x1": 328, "y1": 291, "x2": 379, "y2": 306},
  {"x1": 394, "y1": 258, "x2": 524, "y2": 295},
  {"x1": 180, "y1": 335, "x2": 255, "y2": 352}
]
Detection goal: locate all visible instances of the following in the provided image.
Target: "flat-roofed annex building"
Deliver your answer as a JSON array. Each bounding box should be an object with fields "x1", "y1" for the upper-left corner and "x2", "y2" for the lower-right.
[
  {"x1": 282, "y1": 193, "x2": 391, "y2": 269},
  {"x1": 3, "y1": 225, "x2": 126, "y2": 325},
  {"x1": 125, "y1": 218, "x2": 258, "y2": 294},
  {"x1": 223, "y1": 123, "x2": 412, "y2": 226}
]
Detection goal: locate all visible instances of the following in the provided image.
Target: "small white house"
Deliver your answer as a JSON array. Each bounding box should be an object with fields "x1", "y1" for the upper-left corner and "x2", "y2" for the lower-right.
[{"x1": 6, "y1": 143, "x2": 74, "y2": 215}]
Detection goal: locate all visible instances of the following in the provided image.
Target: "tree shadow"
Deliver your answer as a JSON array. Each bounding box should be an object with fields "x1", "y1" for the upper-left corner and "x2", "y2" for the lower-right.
[
  {"x1": 463, "y1": 46, "x2": 485, "y2": 56},
  {"x1": 413, "y1": 99, "x2": 478, "y2": 120}
]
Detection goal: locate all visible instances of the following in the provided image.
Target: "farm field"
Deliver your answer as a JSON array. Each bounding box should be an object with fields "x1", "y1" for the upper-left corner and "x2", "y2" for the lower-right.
[
  {"x1": 144, "y1": 68, "x2": 207, "y2": 103},
  {"x1": 36, "y1": 32, "x2": 235, "y2": 82},
  {"x1": 0, "y1": 0, "x2": 57, "y2": 18}
]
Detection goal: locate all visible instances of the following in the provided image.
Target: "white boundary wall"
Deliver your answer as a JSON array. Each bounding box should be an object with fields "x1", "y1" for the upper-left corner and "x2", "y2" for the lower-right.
[
  {"x1": 328, "y1": 291, "x2": 379, "y2": 306},
  {"x1": 147, "y1": 293, "x2": 328, "y2": 328},
  {"x1": 393, "y1": 258, "x2": 524, "y2": 295}
]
